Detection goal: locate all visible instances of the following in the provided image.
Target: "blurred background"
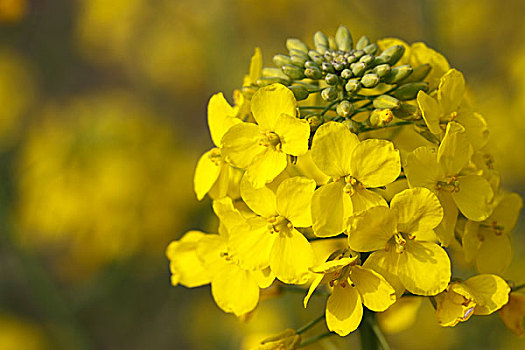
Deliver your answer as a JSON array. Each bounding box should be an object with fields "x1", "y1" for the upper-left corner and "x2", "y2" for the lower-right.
[{"x1": 0, "y1": 0, "x2": 524, "y2": 349}]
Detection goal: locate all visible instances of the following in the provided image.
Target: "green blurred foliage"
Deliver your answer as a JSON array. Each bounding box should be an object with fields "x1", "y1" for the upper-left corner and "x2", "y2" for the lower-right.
[{"x1": 0, "y1": 0, "x2": 523, "y2": 349}]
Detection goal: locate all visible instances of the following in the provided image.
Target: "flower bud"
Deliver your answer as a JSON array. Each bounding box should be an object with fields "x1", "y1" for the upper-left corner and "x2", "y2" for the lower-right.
[
  {"x1": 313, "y1": 31, "x2": 329, "y2": 54},
  {"x1": 373, "y1": 94, "x2": 400, "y2": 109},
  {"x1": 392, "y1": 82, "x2": 429, "y2": 100},
  {"x1": 363, "y1": 43, "x2": 378, "y2": 55},
  {"x1": 256, "y1": 329, "x2": 301, "y2": 350},
  {"x1": 361, "y1": 73, "x2": 380, "y2": 88},
  {"x1": 288, "y1": 85, "x2": 309, "y2": 101},
  {"x1": 321, "y1": 61, "x2": 335, "y2": 73},
  {"x1": 256, "y1": 77, "x2": 289, "y2": 87},
  {"x1": 402, "y1": 63, "x2": 431, "y2": 83},
  {"x1": 325, "y1": 73, "x2": 339, "y2": 86},
  {"x1": 375, "y1": 45, "x2": 405, "y2": 65},
  {"x1": 372, "y1": 64, "x2": 391, "y2": 77},
  {"x1": 342, "y1": 118, "x2": 360, "y2": 133},
  {"x1": 273, "y1": 54, "x2": 292, "y2": 68},
  {"x1": 291, "y1": 54, "x2": 307, "y2": 67},
  {"x1": 304, "y1": 67, "x2": 323, "y2": 79},
  {"x1": 384, "y1": 65, "x2": 413, "y2": 83},
  {"x1": 370, "y1": 109, "x2": 394, "y2": 126},
  {"x1": 307, "y1": 115, "x2": 324, "y2": 131},
  {"x1": 393, "y1": 102, "x2": 420, "y2": 120},
  {"x1": 345, "y1": 79, "x2": 360, "y2": 93},
  {"x1": 341, "y1": 68, "x2": 353, "y2": 79},
  {"x1": 321, "y1": 86, "x2": 338, "y2": 101},
  {"x1": 353, "y1": 49, "x2": 365, "y2": 59},
  {"x1": 308, "y1": 50, "x2": 324, "y2": 65},
  {"x1": 263, "y1": 67, "x2": 291, "y2": 82},
  {"x1": 286, "y1": 38, "x2": 309, "y2": 55},
  {"x1": 282, "y1": 65, "x2": 305, "y2": 80},
  {"x1": 335, "y1": 26, "x2": 353, "y2": 51},
  {"x1": 304, "y1": 60, "x2": 319, "y2": 69},
  {"x1": 355, "y1": 35, "x2": 370, "y2": 50},
  {"x1": 336, "y1": 100, "x2": 354, "y2": 117},
  {"x1": 351, "y1": 62, "x2": 366, "y2": 76},
  {"x1": 359, "y1": 54, "x2": 374, "y2": 66}
]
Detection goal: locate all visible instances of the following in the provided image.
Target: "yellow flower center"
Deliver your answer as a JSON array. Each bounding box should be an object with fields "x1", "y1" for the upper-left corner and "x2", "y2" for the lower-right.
[
  {"x1": 267, "y1": 215, "x2": 293, "y2": 234},
  {"x1": 259, "y1": 131, "x2": 282, "y2": 151},
  {"x1": 436, "y1": 176, "x2": 459, "y2": 192},
  {"x1": 208, "y1": 147, "x2": 222, "y2": 166},
  {"x1": 342, "y1": 175, "x2": 364, "y2": 196}
]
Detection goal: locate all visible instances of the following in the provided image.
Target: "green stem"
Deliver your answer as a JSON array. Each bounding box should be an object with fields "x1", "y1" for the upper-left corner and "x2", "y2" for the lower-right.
[
  {"x1": 297, "y1": 313, "x2": 325, "y2": 334},
  {"x1": 280, "y1": 284, "x2": 330, "y2": 297},
  {"x1": 298, "y1": 331, "x2": 333, "y2": 348},
  {"x1": 359, "y1": 120, "x2": 413, "y2": 133},
  {"x1": 298, "y1": 106, "x2": 335, "y2": 111},
  {"x1": 512, "y1": 283, "x2": 525, "y2": 291},
  {"x1": 320, "y1": 100, "x2": 340, "y2": 116},
  {"x1": 365, "y1": 311, "x2": 391, "y2": 350}
]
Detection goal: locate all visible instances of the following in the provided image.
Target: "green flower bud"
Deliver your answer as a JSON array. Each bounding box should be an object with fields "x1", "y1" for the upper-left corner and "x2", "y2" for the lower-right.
[
  {"x1": 372, "y1": 64, "x2": 391, "y2": 77},
  {"x1": 308, "y1": 50, "x2": 324, "y2": 65},
  {"x1": 313, "y1": 31, "x2": 329, "y2": 54},
  {"x1": 373, "y1": 94, "x2": 400, "y2": 109},
  {"x1": 353, "y1": 50, "x2": 365, "y2": 59},
  {"x1": 345, "y1": 79, "x2": 360, "y2": 93},
  {"x1": 341, "y1": 68, "x2": 353, "y2": 79},
  {"x1": 325, "y1": 73, "x2": 339, "y2": 86},
  {"x1": 286, "y1": 38, "x2": 309, "y2": 55},
  {"x1": 291, "y1": 54, "x2": 307, "y2": 67},
  {"x1": 342, "y1": 118, "x2": 360, "y2": 133},
  {"x1": 288, "y1": 85, "x2": 309, "y2": 101},
  {"x1": 321, "y1": 62, "x2": 335, "y2": 73},
  {"x1": 335, "y1": 26, "x2": 353, "y2": 51},
  {"x1": 378, "y1": 45, "x2": 405, "y2": 65},
  {"x1": 256, "y1": 77, "x2": 289, "y2": 87},
  {"x1": 355, "y1": 35, "x2": 370, "y2": 50},
  {"x1": 321, "y1": 86, "x2": 338, "y2": 101},
  {"x1": 384, "y1": 65, "x2": 413, "y2": 83},
  {"x1": 304, "y1": 67, "x2": 323, "y2": 79},
  {"x1": 282, "y1": 65, "x2": 305, "y2": 80},
  {"x1": 273, "y1": 54, "x2": 292, "y2": 68},
  {"x1": 361, "y1": 73, "x2": 380, "y2": 88},
  {"x1": 401, "y1": 63, "x2": 431, "y2": 83},
  {"x1": 392, "y1": 82, "x2": 429, "y2": 100},
  {"x1": 263, "y1": 67, "x2": 290, "y2": 80},
  {"x1": 336, "y1": 100, "x2": 354, "y2": 117},
  {"x1": 393, "y1": 102, "x2": 420, "y2": 120},
  {"x1": 363, "y1": 43, "x2": 378, "y2": 55},
  {"x1": 369, "y1": 109, "x2": 394, "y2": 127},
  {"x1": 351, "y1": 62, "x2": 366, "y2": 76},
  {"x1": 304, "y1": 61, "x2": 319, "y2": 69},
  {"x1": 359, "y1": 54, "x2": 374, "y2": 66},
  {"x1": 333, "y1": 60, "x2": 346, "y2": 71},
  {"x1": 289, "y1": 49, "x2": 309, "y2": 61},
  {"x1": 307, "y1": 115, "x2": 324, "y2": 131}
]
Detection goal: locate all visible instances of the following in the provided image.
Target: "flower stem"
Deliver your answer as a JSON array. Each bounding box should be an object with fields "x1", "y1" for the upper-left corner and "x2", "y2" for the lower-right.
[
  {"x1": 297, "y1": 313, "x2": 326, "y2": 334},
  {"x1": 298, "y1": 331, "x2": 333, "y2": 348},
  {"x1": 512, "y1": 283, "x2": 525, "y2": 291},
  {"x1": 361, "y1": 309, "x2": 391, "y2": 350}
]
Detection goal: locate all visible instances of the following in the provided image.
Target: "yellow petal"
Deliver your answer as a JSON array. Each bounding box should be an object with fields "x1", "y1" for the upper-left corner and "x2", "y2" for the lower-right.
[
  {"x1": 212, "y1": 196, "x2": 245, "y2": 237},
  {"x1": 246, "y1": 149, "x2": 288, "y2": 188},
  {"x1": 276, "y1": 177, "x2": 316, "y2": 227},
  {"x1": 211, "y1": 261, "x2": 260, "y2": 316},
  {"x1": 350, "y1": 139, "x2": 401, "y2": 188},
  {"x1": 326, "y1": 283, "x2": 363, "y2": 336},
  {"x1": 404, "y1": 147, "x2": 442, "y2": 189},
  {"x1": 417, "y1": 91, "x2": 443, "y2": 134},
  {"x1": 207, "y1": 163, "x2": 230, "y2": 200},
  {"x1": 462, "y1": 221, "x2": 482, "y2": 262},
  {"x1": 311, "y1": 122, "x2": 359, "y2": 178},
  {"x1": 351, "y1": 265, "x2": 396, "y2": 312},
  {"x1": 207, "y1": 92, "x2": 241, "y2": 147},
  {"x1": 270, "y1": 228, "x2": 314, "y2": 284},
  {"x1": 228, "y1": 216, "x2": 275, "y2": 270},
  {"x1": 304, "y1": 274, "x2": 324, "y2": 308},
  {"x1": 252, "y1": 267, "x2": 275, "y2": 289},
  {"x1": 475, "y1": 231, "x2": 512, "y2": 275},
  {"x1": 310, "y1": 256, "x2": 357, "y2": 274},
  {"x1": 245, "y1": 47, "x2": 262, "y2": 87},
  {"x1": 221, "y1": 123, "x2": 265, "y2": 169},
  {"x1": 350, "y1": 188, "x2": 387, "y2": 214},
  {"x1": 347, "y1": 206, "x2": 396, "y2": 252},
  {"x1": 437, "y1": 122, "x2": 472, "y2": 176},
  {"x1": 435, "y1": 285, "x2": 476, "y2": 327},
  {"x1": 438, "y1": 69, "x2": 465, "y2": 115},
  {"x1": 453, "y1": 175, "x2": 494, "y2": 221},
  {"x1": 194, "y1": 148, "x2": 222, "y2": 200},
  {"x1": 490, "y1": 192, "x2": 523, "y2": 234},
  {"x1": 363, "y1": 250, "x2": 405, "y2": 297},
  {"x1": 463, "y1": 274, "x2": 510, "y2": 315},
  {"x1": 240, "y1": 174, "x2": 277, "y2": 217},
  {"x1": 196, "y1": 234, "x2": 227, "y2": 273},
  {"x1": 399, "y1": 240, "x2": 451, "y2": 296},
  {"x1": 289, "y1": 151, "x2": 330, "y2": 186},
  {"x1": 390, "y1": 187, "x2": 443, "y2": 237},
  {"x1": 376, "y1": 297, "x2": 423, "y2": 334},
  {"x1": 251, "y1": 84, "x2": 296, "y2": 131},
  {"x1": 166, "y1": 231, "x2": 211, "y2": 288},
  {"x1": 409, "y1": 42, "x2": 450, "y2": 89},
  {"x1": 312, "y1": 182, "x2": 352, "y2": 237},
  {"x1": 456, "y1": 111, "x2": 489, "y2": 150},
  {"x1": 435, "y1": 191, "x2": 458, "y2": 246},
  {"x1": 274, "y1": 114, "x2": 310, "y2": 156},
  {"x1": 498, "y1": 292, "x2": 525, "y2": 337}
]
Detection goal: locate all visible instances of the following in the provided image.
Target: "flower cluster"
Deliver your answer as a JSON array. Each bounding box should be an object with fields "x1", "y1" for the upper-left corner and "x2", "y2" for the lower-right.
[{"x1": 167, "y1": 26, "x2": 524, "y2": 345}]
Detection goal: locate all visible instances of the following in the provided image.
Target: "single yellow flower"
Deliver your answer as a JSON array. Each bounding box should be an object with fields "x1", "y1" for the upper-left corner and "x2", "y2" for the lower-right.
[
  {"x1": 227, "y1": 176, "x2": 316, "y2": 284},
  {"x1": 405, "y1": 121, "x2": 494, "y2": 245},
  {"x1": 310, "y1": 122, "x2": 401, "y2": 237},
  {"x1": 462, "y1": 192, "x2": 523, "y2": 274},
  {"x1": 221, "y1": 84, "x2": 310, "y2": 188},
  {"x1": 304, "y1": 253, "x2": 396, "y2": 336},
  {"x1": 348, "y1": 187, "x2": 451, "y2": 296},
  {"x1": 417, "y1": 69, "x2": 489, "y2": 149},
  {"x1": 435, "y1": 274, "x2": 510, "y2": 327}
]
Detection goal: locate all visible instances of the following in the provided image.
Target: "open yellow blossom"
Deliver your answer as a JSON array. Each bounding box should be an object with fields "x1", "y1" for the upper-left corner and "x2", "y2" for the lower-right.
[
  {"x1": 310, "y1": 122, "x2": 401, "y2": 237},
  {"x1": 348, "y1": 187, "x2": 451, "y2": 296},
  {"x1": 417, "y1": 69, "x2": 489, "y2": 149},
  {"x1": 227, "y1": 176, "x2": 316, "y2": 284},
  {"x1": 462, "y1": 192, "x2": 523, "y2": 274},
  {"x1": 221, "y1": 84, "x2": 310, "y2": 188},
  {"x1": 304, "y1": 253, "x2": 396, "y2": 336},
  {"x1": 435, "y1": 274, "x2": 510, "y2": 327},
  {"x1": 194, "y1": 92, "x2": 241, "y2": 200},
  {"x1": 405, "y1": 121, "x2": 494, "y2": 245},
  {"x1": 499, "y1": 292, "x2": 525, "y2": 337}
]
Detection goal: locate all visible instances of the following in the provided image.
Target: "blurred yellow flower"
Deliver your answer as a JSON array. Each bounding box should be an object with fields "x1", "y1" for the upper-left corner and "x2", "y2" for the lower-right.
[
  {"x1": 0, "y1": 0, "x2": 26, "y2": 23},
  {"x1": 0, "y1": 314, "x2": 48, "y2": 350}
]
